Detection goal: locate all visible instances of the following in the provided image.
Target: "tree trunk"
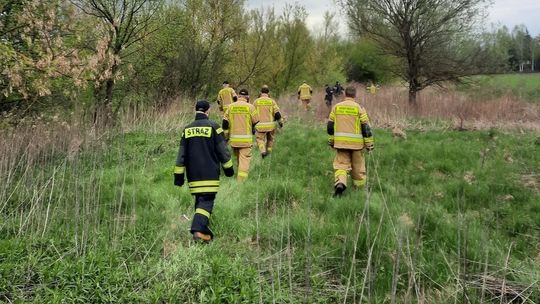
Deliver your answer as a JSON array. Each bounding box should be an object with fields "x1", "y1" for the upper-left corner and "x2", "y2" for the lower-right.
[{"x1": 408, "y1": 82, "x2": 418, "y2": 107}]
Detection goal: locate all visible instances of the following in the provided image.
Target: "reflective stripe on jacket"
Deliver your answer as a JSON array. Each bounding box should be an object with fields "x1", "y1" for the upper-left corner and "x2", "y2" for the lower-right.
[
  {"x1": 328, "y1": 98, "x2": 373, "y2": 150},
  {"x1": 175, "y1": 113, "x2": 233, "y2": 194},
  {"x1": 217, "y1": 87, "x2": 237, "y2": 110},
  {"x1": 298, "y1": 84, "x2": 312, "y2": 100},
  {"x1": 223, "y1": 98, "x2": 259, "y2": 148},
  {"x1": 254, "y1": 95, "x2": 279, "y2": 132}
]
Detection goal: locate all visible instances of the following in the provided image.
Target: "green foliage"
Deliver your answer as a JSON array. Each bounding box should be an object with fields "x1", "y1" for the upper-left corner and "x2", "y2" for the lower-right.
[
  {"x1": 344, "y1": 39, "x2": 398, "y2": 84},
  {"x1": 1, "y1": 117, "x2": 539, "y2": 302}
]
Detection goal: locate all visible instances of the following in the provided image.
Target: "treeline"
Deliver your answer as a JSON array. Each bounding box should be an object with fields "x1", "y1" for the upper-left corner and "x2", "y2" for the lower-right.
[
  {"x1": 0, "y1": 0, "x2": 538, "y2": 124},
  {"x1": 0, "y1": 0, "x2": 345, "y2": 124},
  {"x1": 480, "y1": 24, "x2": 540, "y2": 73}
]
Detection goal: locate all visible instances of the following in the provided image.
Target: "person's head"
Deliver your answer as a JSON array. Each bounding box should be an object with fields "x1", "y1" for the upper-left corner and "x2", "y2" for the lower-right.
[
  {"x1": 303, "y1": 80, "x2": 307, "y2": 84},
  {"x1": 345, "y1": 86, "x2": 356, "y2": 98},
  {"x1": 261, "y1": 86, "x2": 269, "y2": 94},
  {"x1": 195, "y1": 100, "x2": 210, "y2": 115},
  {"x1": 223, "y1": 81, "x2": 229, "y2": 88},
  {"x1": 325, "y1": 84, "x2": 329, "y2": 87},
  {"x1": 239, "y1": 88, "x2": 249, "y2": 101}
]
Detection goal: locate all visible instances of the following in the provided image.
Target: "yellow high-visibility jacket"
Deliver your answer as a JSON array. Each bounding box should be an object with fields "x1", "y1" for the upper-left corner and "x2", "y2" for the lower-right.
[
  {"x1": 328, "y1": 97, "x2": 374, "y2": 150},
  {"x1": 223, "y1": 98, "x2": 259, "y2": 148},
  {"x1": 217, "y1": 87, "x2": 237, "y2": 111},
  {"x1": 254, "y1": 94, "x2": 280, "y2": 132},
  {"x1": 298, "y1": 83, "x2": 312, "y2": 100},
  {"x1": 367, "y1": 84, "x2": 377, "y2": 94}
]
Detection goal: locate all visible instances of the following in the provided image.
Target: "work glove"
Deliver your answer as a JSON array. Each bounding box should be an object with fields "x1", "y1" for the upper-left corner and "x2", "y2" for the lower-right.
[
  {"x1": 278, "y1": 121, "x2": 283, "y2": 128},
  {"x1": 223, "y1": 166, "x2": 234, "y2": 177},
  {"x1": 174, "y1": 173, "x2": 184, "y2": 187},
  {"x1": 327, "y1": 138, "x2": 334, "y2": 147},
  {"x1": 365, "y1": 143, "x2": 374, "y2": 152}
]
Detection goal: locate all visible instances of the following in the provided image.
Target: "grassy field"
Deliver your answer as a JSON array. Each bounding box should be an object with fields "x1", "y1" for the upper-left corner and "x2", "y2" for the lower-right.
[
  {"x1": 1, "y1": 114, "x2": 539, "y2": 302},
  {"x1": 459, "y1": 73, "x2": 540, "y2": 102}
]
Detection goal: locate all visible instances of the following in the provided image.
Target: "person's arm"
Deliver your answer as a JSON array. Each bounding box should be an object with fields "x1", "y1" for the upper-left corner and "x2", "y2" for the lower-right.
[
  {"x1": 360, "y1": 108, "x2": 374, "y2": 151},
  {"x1": 213, "y1": 126, "x2": 234, "y2": 177},
  {"x1": 251, "y1": 106, "x2": 260, "y2": 133},
  {"x1": 222, "y1": 109, "x2": 230, "y2": 140},
  {"x1": 327, "y1": 107, "x2": 335, "y2": 146},
  {"x1": 174, "y1": 132, "x2": 186, "y2": 187},
  {"x1": 309, "y1": 85, "x2": 313, "y2": 95},
  {"x1": 273, "y1": 101, "x2": 283, "y2": 128}
]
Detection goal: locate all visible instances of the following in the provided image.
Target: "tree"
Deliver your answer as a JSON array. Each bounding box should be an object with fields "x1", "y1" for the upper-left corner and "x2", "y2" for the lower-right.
[
  {"x1": 341, "y1": 0, "x2": 489, "y2": 105},
  {"x1": 0, "y1": 0, "x2": 90, "y2": 116},
  {"x1": 227, "y1": 8, "x2": 280, "y2": 90},
  {"x1": 73, "y1": 0, "x2": 162, "y2": 125},
  {"x1": 277, "y1": 4, "x2": 312, "y2": 92}
]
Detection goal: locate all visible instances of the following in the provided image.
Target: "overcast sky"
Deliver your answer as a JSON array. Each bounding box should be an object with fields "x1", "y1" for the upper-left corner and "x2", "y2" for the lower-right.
[{"x1": 247, "y1": 0, "x2": 540, "y2": 36}]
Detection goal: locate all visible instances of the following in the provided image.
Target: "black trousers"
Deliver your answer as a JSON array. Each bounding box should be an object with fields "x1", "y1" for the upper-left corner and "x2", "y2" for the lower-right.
[{"x1": 190, "y1": 193, "x2": 215, "y2": 237}]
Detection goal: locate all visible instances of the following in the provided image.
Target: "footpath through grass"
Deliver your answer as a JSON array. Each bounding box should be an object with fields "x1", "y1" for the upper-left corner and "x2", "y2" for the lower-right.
[{"x1": 1, "y1": 118, "x2": 539, "y2": 302}]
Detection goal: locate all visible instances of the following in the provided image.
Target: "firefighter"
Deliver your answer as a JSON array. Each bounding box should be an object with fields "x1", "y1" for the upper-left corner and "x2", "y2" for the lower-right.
[
  {"x1": 324, "y1": 84, "x2": 334, "y2": 107},
  {"x1": 367, "y1": 81, "x2": 378, "y2": 94},
  {"x1": 174, "y1": 100, "x2": 234, "y2": 242},
  {"x1": 223, "y1": 89, "x2": 259, "y2": 181},
  {"x1": 327, "y1": 86, "x2": 374, "y2": 196},
  {"x1": 334, "y1": 81, "x2": 344, "y2": 97},
  {"x1": 254, "y1": 86, "x2": 283, "y2": 158},
  {"x1": 217, "y1": 81, "x2": 237, "y2": 112},
  {"x1": 297, "y1": 81, "x2": 313, "y2": 111}
]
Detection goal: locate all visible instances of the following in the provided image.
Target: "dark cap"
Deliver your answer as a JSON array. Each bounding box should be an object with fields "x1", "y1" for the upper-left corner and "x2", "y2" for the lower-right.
[
  {"x1": 223, "y1": 80, "x2": 229, "y2": 85},
  {"x1": 195, "y1": 100, "x2": 210, "y2": 112},
  {"x1": 239, "y1": 88, "x2": 249, "y2": 96}
]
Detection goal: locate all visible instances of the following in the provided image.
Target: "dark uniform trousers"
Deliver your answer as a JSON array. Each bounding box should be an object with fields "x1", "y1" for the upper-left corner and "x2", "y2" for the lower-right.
[{"x1": 191, "y1": 193, "x2": 216, "y2": 237}]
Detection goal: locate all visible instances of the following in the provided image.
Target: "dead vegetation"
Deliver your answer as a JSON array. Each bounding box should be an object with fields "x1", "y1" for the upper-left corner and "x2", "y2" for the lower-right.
[{"x1": 281, "y1": 84, "x2": 540, "y2": 131}]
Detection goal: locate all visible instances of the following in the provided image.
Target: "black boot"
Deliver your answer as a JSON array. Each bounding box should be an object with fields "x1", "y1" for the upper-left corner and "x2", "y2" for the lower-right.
[{"x1": 334, "y1": 183, "x2": 346, "y2": 197}]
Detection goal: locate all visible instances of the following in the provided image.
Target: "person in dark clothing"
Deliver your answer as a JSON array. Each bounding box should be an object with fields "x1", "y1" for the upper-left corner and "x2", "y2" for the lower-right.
[
  {"x1": 334, "y1": 81, "x2": 344, "y2": 97},
  {"x1": 174, "y1": 100, "x2": 234, "y2": 242},
  {"x1": 324, "y1": 84, "x2": 334, "y2": 107}
]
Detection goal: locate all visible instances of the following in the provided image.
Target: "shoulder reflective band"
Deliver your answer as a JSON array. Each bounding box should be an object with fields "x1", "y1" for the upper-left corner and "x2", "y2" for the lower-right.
[
  {"x1": 216, "y1": 127, "x2": 224, "y2": 134},
  {"x1": 336, "y1": 106, "x2": 359, "y2": 115},
  {"x1": 185, "y1": 126, "x2": 212, "y2": 138},
  {"x1": 188, "y1": 180, "x2": 220, "y2": 187},
  {"x1": 174, "y1": 166, "x2": 185, "y2": 174},
  {"x1": 222, "y1": 160, "x2": 233, "y2": 169},
  {"x1": 195, "y1": 208, "x2": 211, "y2": 218},
  {"x1": 230, "y1": 106, "x2": 250, "y2": 114}
]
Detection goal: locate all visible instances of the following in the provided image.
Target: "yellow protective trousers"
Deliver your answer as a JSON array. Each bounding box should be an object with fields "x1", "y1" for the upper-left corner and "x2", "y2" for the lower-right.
[
  {"x1": 333, "y1": 149, "x2": 366, "y2": 188},
  {"x1": 233, "y1": 147, "x2": 252, "y2": 182},
  {"x1": 255, "y1": 131, "x2": 275, "y2": 154},
  {"x1": 301, "y1": 99, "x2": 311, "y2": 110}
]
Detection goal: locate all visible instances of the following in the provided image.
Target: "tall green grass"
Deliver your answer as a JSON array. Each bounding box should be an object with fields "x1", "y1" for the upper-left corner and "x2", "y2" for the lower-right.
[
  {"x1": 460, "y1": 74, "x2": 540, "y2": 102},
  {"x1": 1, "y1": 117, "x2": 539, "y2": 302}
]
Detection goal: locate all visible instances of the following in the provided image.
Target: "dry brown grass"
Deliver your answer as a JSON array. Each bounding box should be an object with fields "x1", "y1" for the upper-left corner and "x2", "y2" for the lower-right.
[{"x1": 276, "y1": 84, "x2": 540, "y2": 131}]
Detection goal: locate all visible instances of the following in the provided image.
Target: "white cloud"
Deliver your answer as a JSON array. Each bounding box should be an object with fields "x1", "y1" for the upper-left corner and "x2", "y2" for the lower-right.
[
  {"x1": 488, "y1": 0, "x2": 540, "y2": 35},
  {"x1": 247, "y1": 0, "x2": 540, "y2": 36}
]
